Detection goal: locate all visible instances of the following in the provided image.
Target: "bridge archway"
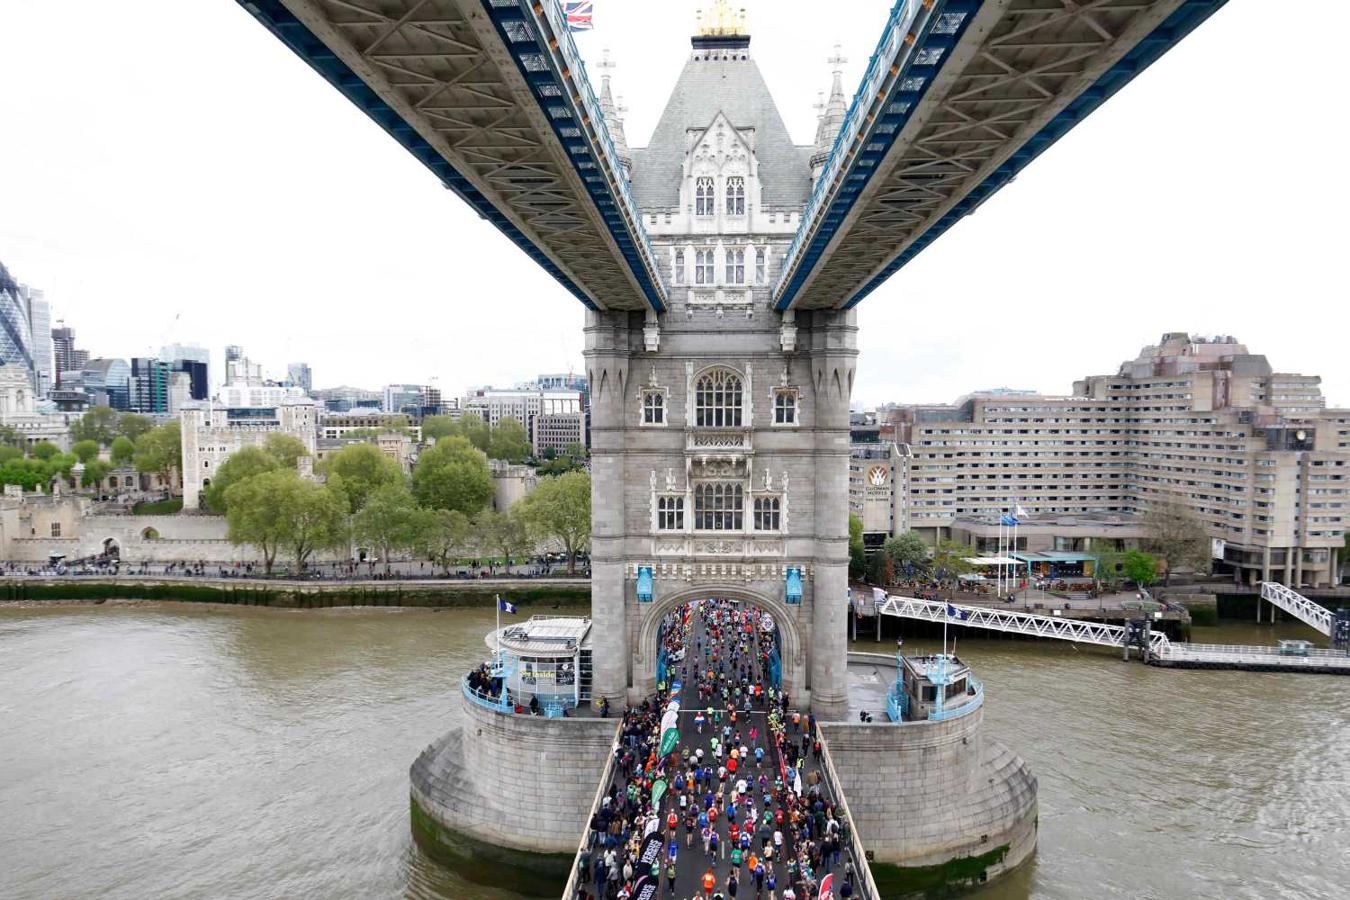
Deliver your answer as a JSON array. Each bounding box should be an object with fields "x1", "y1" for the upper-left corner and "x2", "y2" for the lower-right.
[{"x1": 634, "y1": 584, "x2": 805, "y2": 702}]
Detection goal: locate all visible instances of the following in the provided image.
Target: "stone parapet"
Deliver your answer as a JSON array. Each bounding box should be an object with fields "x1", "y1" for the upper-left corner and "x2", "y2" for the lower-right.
[{"x1": 410, "y1": 691, "x2": 617, "y2": 857}]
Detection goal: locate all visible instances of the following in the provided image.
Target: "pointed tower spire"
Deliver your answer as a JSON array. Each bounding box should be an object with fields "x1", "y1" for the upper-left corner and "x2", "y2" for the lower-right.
[
  {"x1": 596, "y1": 48, "x2": 632, "y2": 178},
  {"x1": 811, "y1": 44, "x2": 849, "y2": 185}
]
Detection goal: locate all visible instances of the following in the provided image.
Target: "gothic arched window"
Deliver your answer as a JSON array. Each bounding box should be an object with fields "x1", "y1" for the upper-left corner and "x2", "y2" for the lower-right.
[
  {"x1": 695, "y1": 177, "x2": 715, "y2": 216},
  {"x1": 694, "y1": 369, "x2": 743, "y2": 428},
  {"x1": 695, "y1": 482, "x2": 744, "y2": 530},
  {"x1": 695, "y1": 249, "x2": 714, "y2": 284},
  {"x1": 725, "y1": 248, "x2": 745, "y2": 284},
  {"x1": 725, "y1": 176, "x2": 745, "y2": 215}
]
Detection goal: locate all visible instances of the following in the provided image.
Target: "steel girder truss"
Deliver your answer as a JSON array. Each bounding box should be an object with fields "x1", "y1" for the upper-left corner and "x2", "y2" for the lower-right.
[
  {"x1": 781, "y1": 0, "x2": 1219, "y2": 311},
  {"x1": 1260, "y1": 582, "x2": 1333, "y2": 636},
  {"x1": 258, "y1": 0, "x2": 663, "y2": 311},
  {"x1": 875, "y1": 593, "x2": 1173, "y2": 654}
]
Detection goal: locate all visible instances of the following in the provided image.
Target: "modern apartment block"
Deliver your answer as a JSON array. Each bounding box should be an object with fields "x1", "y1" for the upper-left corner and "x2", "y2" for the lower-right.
[{"x1": 887, "y1": 334, "x2": 1348, "y2": 588}]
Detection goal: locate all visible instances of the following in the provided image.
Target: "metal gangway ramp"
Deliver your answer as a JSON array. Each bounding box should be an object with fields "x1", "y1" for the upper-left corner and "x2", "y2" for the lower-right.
[
  {"x1": 874, "y1": 594, "x2": 1172, "y2": 655},
  {"x1": 1260, "y1": 582, "x2": 1334, "y2": 637}
]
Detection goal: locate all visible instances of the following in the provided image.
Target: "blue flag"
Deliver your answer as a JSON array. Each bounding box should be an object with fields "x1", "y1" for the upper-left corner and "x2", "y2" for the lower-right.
[
  {"x1": 498, "y1": 598, "x2": 518, "y2": 614},
  {"x1": 1000, "y1": 514, "x2": 1019, "y2": 526},
  {"x1": 946, "y1": 603, "x2": 968, "y2": 621}
]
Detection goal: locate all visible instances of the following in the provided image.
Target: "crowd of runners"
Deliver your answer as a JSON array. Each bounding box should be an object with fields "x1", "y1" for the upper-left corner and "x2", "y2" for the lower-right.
[{"x1": 574, "y1": 598, "x2": 862, "y2": 900}]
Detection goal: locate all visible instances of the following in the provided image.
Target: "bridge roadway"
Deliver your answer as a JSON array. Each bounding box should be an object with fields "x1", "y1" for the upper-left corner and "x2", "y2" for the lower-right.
[
  {"x1": 875, "y1": 591, "x2": 1350, "y2": 675},
  {"x1": 570, "y1": 602, "x2": 869, "y2": 900}
]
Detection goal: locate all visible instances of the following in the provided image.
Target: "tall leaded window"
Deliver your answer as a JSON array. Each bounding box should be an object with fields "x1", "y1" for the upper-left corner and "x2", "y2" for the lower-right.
[
  {"x1": 725, "y1": 176, "x2": 745, "y2": 215},
  {"x1": 774, "y1": 389, "x2": 798, "y2": 425},
  {"x1": 657, "y1": 495, "x2": 684, "y2": 530},
  {"x1": 725, "y1": 248, "x2": 745, "y2": 284},
  {"x1": 695, "y1": 369, "x2": 743, "y2": 428},
  {"x1": 695, "y1": 482, "x2": 743, "y2": 530},
  {"x1": 755, "y1": 247, "x2": 766, "y2": 283},
  {"x1": 753, "y1": 496, "x2": 781, "y2": 531},
  {"x1": 695, "y1": 177, "x2": 715, "y2": 216},
  {"x1": 674, "y1": 249, "x2": 685, "y2": 284},
  {"x1": 642, "y1": 390, "x2": 665, "y2": 425},
  {"x1": 695, "y1": 249, "x2": 714, "y2": 285}
]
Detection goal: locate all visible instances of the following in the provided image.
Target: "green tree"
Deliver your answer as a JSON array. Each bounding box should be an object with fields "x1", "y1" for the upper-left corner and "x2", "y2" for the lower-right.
[
  {"x1": 70, "y1": 407, "x2": 120, "y2": 445},
  {"x1": 133, "y1": 421, "x2": 182, "y2": 488},
  {"x1": 264, "y1": 432, "x2": 309, "y2": 469},
  {"x1": 411, "y1": 436, "x2": 493, "y2": 515},
  {"x1": 0, "y1": 457, "x2": 50, "y2": 491},
  {"x1": 71, "y1": 440, "x2": 101, "y2": 464},
  {"x1": 458, "y1": 412, "x2": 491, "y2": 453},
  {"x1": 281, "y1": 481, "x2": 349, "y2": 571},
  {"x1": 1123, "y1": 549, "x2": 1159, "y2": 588},
  {"x1": 224, "y1": 470, "x2": 346, "y2": 573},
  {"x1": 29, "y1": 441, "x2": 59, "y2": 461},
  {"x1": 117, "y1": 413, "x2": 155, "y2": 442},
  {"x1": 321, "y1": 442, "x2": 403, "y2": 512},
  {"x1": 884, "y1": 531, "x2": 929, "y2": 577},
  {"x1": 848, "y1": 513, "x2": 866, "y2": 580},
  {"x1": 351, "y1": 483, "x2": 419, "y2": 572},
  {"x1": 110, "y1": 435, "x2": 136, "y2": 466},
  {"x1": 0, "y1": 424, "x2": 23, "y2": 447},
  {"x1": 477, "y1": 506, "x2": 534, "y2": 573},
  {"x1": 1142, "y1": 494, "x2": 1211, "y2": 585},
  {"x1": 0, "y1": 445, "x2": 22, "y2": 465},
  {"x1": 411, "y1": 507, "x2": 474, "y2": 574},
  {"x1": 204, "y1": 447, "x2": 279, "y2": 513},
  {"x1": 422, "y1": 415, "x2": 458, "y2": 442},
  {"x1": 224, "y1": 470, "x2": 290, "y2": 574},
  {"x1": 931, "y1": 539, "x2": 975, "y2": 583},
  {"x1": 488, "y1": 416, "x2": 531, "y2": 463},
  {"x1": 81, "y1": 458, "x2": 111, "y2": 487},
  {"x1": 521, "y1": 469, "x2": 590, "y2": 574}
]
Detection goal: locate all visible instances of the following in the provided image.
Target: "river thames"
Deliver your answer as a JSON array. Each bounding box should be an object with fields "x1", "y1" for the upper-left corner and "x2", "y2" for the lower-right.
[{"x1": 1, "y1": 601, "x2": 1346, "y2": 899}]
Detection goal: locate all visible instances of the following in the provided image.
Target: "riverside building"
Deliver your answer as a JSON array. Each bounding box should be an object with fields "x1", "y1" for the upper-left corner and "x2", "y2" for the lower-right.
[{"x1": 884, "y1": 334, "x2": 1348, "y2": 588}]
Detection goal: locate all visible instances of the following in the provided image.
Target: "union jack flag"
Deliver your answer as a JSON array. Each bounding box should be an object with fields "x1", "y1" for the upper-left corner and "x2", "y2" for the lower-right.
[{"x1": 563, "y1": 0, "x2": 593, "y2": 32}]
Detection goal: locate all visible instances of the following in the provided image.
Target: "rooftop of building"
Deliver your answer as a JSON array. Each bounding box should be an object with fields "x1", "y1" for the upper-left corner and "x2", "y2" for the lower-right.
[{"x1": 486, "y1": 615, "x2": 592, "y2": 657}]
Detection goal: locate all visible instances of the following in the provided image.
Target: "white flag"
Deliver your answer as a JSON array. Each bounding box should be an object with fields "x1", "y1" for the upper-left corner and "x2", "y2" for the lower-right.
[
  {"x1": 1015, "y1": 504, "x2": 1029, "y2": 518},
  {"x1": 872, "y1": 587, "x2": 887, "y2": 605}
]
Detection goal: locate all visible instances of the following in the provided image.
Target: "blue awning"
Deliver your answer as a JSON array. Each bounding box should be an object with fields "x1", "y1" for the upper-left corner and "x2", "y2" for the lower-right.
[
  {"x1": 636, "y1": 565, "x2": 653, "y2": 602},
  {"x1": 785, "y1": 567, "x2": 803, "y2": 604}
]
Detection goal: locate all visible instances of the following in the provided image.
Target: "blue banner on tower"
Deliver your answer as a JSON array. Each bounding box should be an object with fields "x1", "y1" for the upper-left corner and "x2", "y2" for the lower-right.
[
  {"x1": 636, "y1": 565, "x2": 653, "y2": 602},
  {"x1": 785, "y1": 567, "x2": 803, "y2": 604}
]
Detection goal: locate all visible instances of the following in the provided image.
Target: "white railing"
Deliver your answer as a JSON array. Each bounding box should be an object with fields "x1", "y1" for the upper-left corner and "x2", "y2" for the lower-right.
[
  {"x1": 1260, "y1": 582, "x2": 1333, "y2": 636},
  {"x1": 875, "y1": 594, "x2": 1173, "y2": 655},
  {"x1": 815, "y1": 733, "x2": 882, "y2": 900},
  {"x1": 560, "y1": 734, "x2": 620, "y2": 900}
]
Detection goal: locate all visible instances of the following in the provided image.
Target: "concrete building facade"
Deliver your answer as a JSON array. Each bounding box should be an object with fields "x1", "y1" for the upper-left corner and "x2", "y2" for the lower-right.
[{"x1": 878, "y1": 334, "x2": 1349, "y2": 587}]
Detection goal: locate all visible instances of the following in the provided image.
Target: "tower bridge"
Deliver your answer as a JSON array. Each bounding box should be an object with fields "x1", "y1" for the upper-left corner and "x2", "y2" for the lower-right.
[{"x1": 237, "y1": 0, "x2": 1233, "y2": 894}]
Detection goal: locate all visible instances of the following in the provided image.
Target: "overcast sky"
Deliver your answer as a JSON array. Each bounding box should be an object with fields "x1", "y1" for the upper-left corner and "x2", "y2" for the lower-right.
[{"x1": 1, "y1": 1, "x2": 1345, "y2": 406}]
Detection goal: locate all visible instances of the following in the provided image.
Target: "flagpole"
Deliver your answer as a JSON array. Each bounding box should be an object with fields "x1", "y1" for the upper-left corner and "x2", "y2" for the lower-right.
[{"x1": 495, "y1": 593, "x2": 501, "y2": 673}]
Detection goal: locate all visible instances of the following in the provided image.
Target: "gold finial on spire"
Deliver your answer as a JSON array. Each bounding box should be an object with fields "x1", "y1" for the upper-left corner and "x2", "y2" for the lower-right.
[{"x1": 696, "y1": 0, "x2": 748, "y2": 37}]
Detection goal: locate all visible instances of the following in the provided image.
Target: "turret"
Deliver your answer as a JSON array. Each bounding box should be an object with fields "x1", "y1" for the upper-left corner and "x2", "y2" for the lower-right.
[
  {"x1": 811, "y1": 45, "x2": 848, "y2": 186},
  {"x1": 595, "y1": 49, "x2": 631, "y2": 179}
]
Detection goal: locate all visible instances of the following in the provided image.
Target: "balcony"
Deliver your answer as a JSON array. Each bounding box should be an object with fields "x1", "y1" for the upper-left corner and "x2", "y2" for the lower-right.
[{"x1": 686, "y1": 428, "x2": 752, "y2": 455}]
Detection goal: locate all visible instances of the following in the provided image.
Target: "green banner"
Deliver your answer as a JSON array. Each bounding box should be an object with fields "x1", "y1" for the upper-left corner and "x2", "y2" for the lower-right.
[
  {"x1": 659, "y1": 727, "x2": 679, "y2": 758},
  {"x1": 650, "y1": 778, "x2": 667, "y2": 807}
]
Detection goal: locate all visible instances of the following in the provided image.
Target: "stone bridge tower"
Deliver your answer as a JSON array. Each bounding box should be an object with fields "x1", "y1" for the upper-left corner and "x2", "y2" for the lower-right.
[{"x1": 586, "y1": 10, "x2": 856, "y2": 719}]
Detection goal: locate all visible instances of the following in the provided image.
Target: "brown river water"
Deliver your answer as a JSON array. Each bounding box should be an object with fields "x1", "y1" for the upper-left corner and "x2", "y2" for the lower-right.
[{"x1": 1, "y1": 602, "x2": 1346, "y2": 899}]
